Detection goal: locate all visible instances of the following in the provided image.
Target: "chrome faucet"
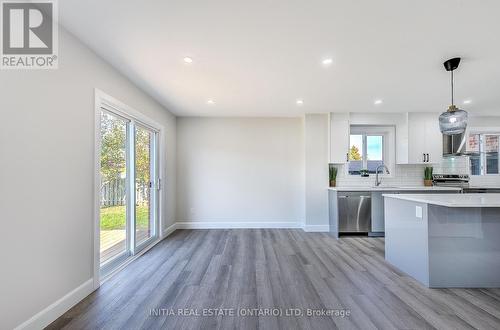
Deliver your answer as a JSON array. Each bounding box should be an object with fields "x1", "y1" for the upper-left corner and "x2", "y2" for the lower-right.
[{"x1": 374, "y1": 164, "x2": 390, "y2": 186}]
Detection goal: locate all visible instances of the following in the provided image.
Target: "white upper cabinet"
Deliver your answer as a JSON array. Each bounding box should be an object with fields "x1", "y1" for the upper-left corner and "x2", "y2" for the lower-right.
[
  {"x1": 329, "y1": 113, "x2": 350, "y2": 163},
  {"x1": 425, "y1": 114, "x2": 443, "y2": 163},
  {"x1": 328, "y1": 112, "x2": 442, "y2": 165},
  {"x1": 407, "y1": 113, "x2": 442, "y2": 164},
  {"x1": 407, "y1": 113, "x2": 427, "y2": 163}
]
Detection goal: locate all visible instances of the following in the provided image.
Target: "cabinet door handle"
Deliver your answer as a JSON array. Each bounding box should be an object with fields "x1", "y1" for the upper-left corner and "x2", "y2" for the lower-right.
[
  {"x1": 426, "y1": 153, "x2": 429, "y2": 162},
  {"x1": 423, "y1": 153, "x2": 425, "y2": 162},
  {"x1": 346, "y1": 153, "x2": 349, "y2": 162}
]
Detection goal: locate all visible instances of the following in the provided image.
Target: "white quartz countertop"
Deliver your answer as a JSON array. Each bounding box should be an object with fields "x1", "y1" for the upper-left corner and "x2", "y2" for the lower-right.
[
  {"x1": 383, "y1": 193, "x2": 500, "y2": 207},
  {"x1": 328, "y1": 186, "x2": 462, "y2": 192}
]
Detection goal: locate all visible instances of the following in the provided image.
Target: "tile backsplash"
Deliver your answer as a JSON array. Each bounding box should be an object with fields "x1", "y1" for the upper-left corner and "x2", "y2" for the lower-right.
[
  {"x1": 333, "y1": 156, "x2": 500, "y2": 187},
  {"x1": 433, "y1": 157, "x2": 469, "y2": 174},
  {"x1": 334, "y1": 164, "x2": 430, "y2": 187},
  {"x1": 469, "y1": 175, "x2": 500, "y2": 187}
]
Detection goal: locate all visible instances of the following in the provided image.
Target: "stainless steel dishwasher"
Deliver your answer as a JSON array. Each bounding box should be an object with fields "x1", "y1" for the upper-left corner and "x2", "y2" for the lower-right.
[{"x1": 338, "y1": 192, "x2": 371, "y2": 233}]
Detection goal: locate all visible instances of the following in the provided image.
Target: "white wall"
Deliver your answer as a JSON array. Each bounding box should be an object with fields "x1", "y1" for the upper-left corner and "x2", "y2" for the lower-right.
[
  {"x1": 304, "y1": 114, "x2": 329, "y2": 230},
  {"x1": 176, "y1": 117, "x2": 304, "y2": 227},
  {"x1": 0, "y1": 28, "x2": 176, "y2": 329}
]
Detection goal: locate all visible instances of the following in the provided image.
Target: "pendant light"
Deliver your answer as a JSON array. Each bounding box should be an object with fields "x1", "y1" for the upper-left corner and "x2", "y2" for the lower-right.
[{"x1": 439, "y1": 57, "x2": 468, "y2": 135}]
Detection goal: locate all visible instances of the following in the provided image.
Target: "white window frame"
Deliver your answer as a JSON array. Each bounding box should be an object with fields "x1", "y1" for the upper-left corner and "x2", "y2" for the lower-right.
[
  {"x1": 348, "y1": 125, "x2": 395, "y2": 176},
  {"x1": 94, "y1": 89, "x2": 165, "y2": 288},
  {"x1": 468, "y1": 128, "x2": 500, "y2": 176}
]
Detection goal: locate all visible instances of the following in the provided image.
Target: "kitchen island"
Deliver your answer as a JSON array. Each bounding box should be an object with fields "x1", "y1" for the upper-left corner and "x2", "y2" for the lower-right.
[{"x1": 384, "y1": 193, "x2": 500, "y2": 288}]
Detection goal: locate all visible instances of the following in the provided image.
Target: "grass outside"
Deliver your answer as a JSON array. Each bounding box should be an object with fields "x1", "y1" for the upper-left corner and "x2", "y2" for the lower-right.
[{"x1": 100, "y1": 205, "x2": 150, "y2": 230}]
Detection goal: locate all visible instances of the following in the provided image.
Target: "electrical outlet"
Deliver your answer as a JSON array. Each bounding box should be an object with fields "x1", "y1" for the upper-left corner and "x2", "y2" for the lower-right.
[{"x1": 415, "y1": 206, "x2": 423, "y2": 218}]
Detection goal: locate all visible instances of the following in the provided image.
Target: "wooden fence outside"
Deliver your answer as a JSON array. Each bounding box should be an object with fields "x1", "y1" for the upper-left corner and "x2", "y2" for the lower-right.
[{"x1": 101, "y1": 178, "x2": 149, "y2": 207}]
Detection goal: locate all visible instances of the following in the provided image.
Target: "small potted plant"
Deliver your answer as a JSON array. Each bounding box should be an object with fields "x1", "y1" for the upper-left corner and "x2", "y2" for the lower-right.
[
  {"x1": 329, "y1": 165, "x2": 338, "y2": 187},
  {"x1": 424, "y1": 166, "x2": 433, "y2": 186},
  {"x1": 360, "y1": 169, "x2": 369, "y2": 177}
]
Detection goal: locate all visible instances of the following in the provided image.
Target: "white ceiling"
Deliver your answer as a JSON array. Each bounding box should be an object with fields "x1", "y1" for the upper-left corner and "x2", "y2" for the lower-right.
[{"x1": 59, "y1": 0, "x2": 500, "y2": 117}]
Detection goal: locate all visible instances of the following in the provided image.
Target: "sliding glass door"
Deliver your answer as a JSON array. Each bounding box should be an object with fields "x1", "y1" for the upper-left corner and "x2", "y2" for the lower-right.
[
  {"x1": 134, "y1": 125, "x2": 158, "y2": 249},
  {"x1": 99, "y1": 108, "x2": 159, "y2": 275},
  {"x1": 100, "y1": 111, "x2": 129, "y2": 265}
]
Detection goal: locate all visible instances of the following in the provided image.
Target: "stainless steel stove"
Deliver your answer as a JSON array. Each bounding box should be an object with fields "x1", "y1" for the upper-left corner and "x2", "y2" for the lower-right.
[{"x1": 432, "y1": 174, "x2": 470, "y2": 188}]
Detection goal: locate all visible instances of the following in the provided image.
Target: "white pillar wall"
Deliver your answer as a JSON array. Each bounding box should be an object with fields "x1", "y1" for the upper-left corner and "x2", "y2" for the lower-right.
[{"x1": 304, "y1": 114, "x2": 330, "y2": 232}]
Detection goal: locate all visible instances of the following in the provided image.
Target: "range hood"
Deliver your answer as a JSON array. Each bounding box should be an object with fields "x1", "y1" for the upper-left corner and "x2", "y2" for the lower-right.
[{"x1": 443, "y1": 132, "x2": 467, "y2": 157}]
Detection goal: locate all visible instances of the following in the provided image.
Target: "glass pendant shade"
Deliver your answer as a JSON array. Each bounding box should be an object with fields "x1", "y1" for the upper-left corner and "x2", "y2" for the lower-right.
[
  {"x1": 439, "y1": 58, "x2": 468, "y2": 135},
  {"x1": 439, "y1": 106, "x2": 468, "y2": 135}
]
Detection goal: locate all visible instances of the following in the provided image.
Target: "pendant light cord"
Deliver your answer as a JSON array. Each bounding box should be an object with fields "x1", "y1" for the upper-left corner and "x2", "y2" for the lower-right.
[{"x1": 451, "y1": 70, "x2": 454, "y2": 106}]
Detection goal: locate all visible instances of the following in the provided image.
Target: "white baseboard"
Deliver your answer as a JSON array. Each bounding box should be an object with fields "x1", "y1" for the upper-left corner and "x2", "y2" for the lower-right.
[
  {"x1": 17, "y1": 224, "x2": 177, "y2": 330},
  {"x1": 15, "y1": 279, "x2": 94, "y2": 330},
  {"x1": 302, "y1": 224, "x2": 330, "y2": 232},
  {"x1": 161, "y1": 222, "x2": 178, "y2": 238},
  {"x1": 174, "y1": 221, "x2": 329, "y2": 232},
  {"x1": 176, "y1": 221, "x2": 301, "y2": 229}
]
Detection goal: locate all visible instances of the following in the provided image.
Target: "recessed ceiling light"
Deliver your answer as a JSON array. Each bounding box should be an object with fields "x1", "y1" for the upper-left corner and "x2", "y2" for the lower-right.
[
  {"x1": 207, "y1": 99, "x2": 215, "y2": 105},
  {"x1": 183, "y1": 56, "x2": 193, "y2": 64},
  {"x1": 322, "y1": 58, "x2": 333, "y2": 66},
  {"x1": 463, "y1": 99, "x2": 472, "y2": 104},
  {"x1": 374, "y1": 99, "x2": 383, "y2": 105},
  {"x1": 296, "y1": 99, "x2": 304, "y2": 106}
]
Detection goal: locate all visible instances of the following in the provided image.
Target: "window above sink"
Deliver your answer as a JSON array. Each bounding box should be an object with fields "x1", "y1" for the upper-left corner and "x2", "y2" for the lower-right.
[{"x1": 348, "y1": 125, "x2": 395, "y2": 176}]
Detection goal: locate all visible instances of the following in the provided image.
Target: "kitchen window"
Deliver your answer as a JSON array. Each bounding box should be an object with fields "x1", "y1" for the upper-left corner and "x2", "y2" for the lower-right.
[
  {"x1": 468, "y1": 133, "x2": 500, "y2": 175},
  {"x1": 348, "y1": 126, "x2": 393, "y2": 175}
]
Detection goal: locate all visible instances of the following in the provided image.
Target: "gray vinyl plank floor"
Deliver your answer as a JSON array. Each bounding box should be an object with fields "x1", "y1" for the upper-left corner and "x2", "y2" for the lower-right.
[{"x1": 47, "y1": 229, "x2": 500, "y2": 330}]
